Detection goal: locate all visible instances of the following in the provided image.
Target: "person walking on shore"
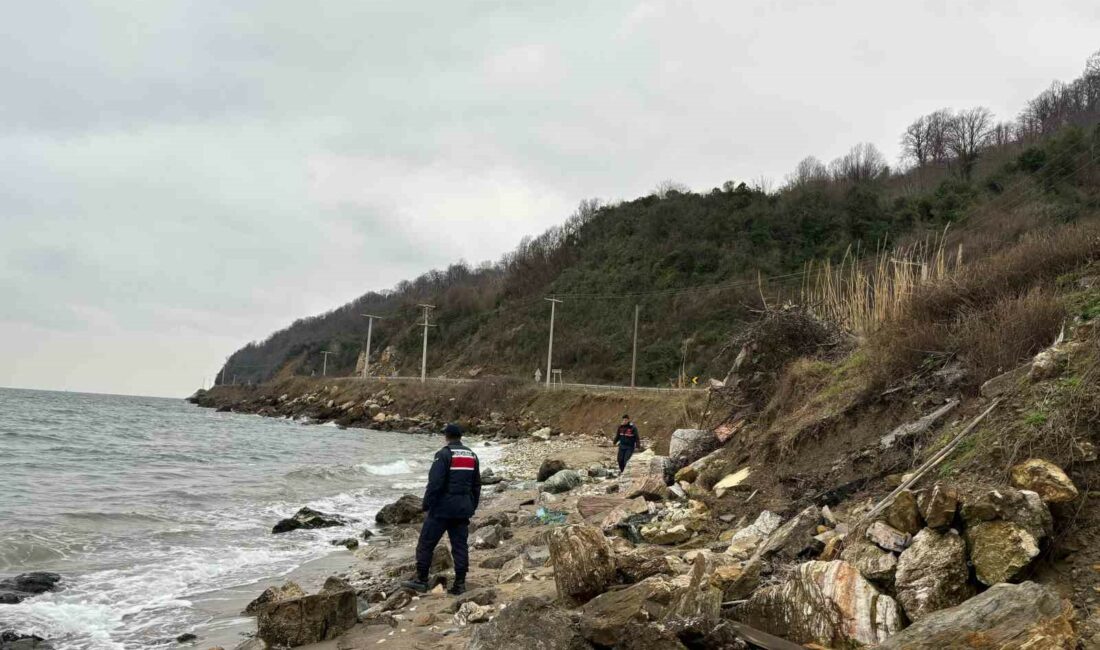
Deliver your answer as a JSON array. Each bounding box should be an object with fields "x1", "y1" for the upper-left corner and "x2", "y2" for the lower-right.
[
  {"x1": 401, "y1": 423, "x2": 481, "y2": 595},
  {"x1": 613, "y1": 415, "x2": 641, "y2": 473}
]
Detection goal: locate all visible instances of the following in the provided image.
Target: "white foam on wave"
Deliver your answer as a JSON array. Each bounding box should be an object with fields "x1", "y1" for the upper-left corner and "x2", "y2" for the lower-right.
[{"x1": 359, "y1": 459, "x2": 418, "y2": 475}]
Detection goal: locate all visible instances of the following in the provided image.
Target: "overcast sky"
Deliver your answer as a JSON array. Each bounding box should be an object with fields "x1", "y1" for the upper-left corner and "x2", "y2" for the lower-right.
[{"x1": 1, "y1": 1, "x2": 1097, "y2": 397}]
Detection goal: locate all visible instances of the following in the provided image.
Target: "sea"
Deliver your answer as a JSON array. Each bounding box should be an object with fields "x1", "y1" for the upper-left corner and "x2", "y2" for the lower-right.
[{"x1": 0, "y1": 387, "x2": 499, "y2": 649}]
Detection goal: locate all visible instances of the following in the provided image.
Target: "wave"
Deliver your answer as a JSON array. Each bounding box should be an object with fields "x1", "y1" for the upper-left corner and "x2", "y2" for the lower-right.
[{"x1": 359, "y1": 459, "x2": 419, "y2": 475}]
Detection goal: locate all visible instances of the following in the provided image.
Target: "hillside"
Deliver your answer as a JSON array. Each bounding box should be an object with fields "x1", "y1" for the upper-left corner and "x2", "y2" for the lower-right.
[{"x1": 220, "y1": 53, "x2": 1100, "y2": 390}]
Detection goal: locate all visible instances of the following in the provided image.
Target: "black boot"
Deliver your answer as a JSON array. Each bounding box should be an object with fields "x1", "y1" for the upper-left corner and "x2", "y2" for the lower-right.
[
  {"x1": 447, "y1": 576, "x2": 466, "y2": 595},
  {"x1": 401, "y1": 575, "x2": 429, "y2": 593}
]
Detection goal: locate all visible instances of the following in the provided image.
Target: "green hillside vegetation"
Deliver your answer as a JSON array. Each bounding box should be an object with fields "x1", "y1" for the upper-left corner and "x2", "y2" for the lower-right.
[{"x1": 223, "y1": 52, "x2": 1100, "y2": 389}]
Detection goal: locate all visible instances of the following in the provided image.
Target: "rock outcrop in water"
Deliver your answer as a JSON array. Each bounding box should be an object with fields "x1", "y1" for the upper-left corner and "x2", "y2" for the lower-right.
[
  {"x1": 0, "y1": 631, "x2": 52, "y2": 650},
  {"x1": 0, "y1": 573, "x2": 61, "y2": 604},
  {"x1": 271, "y1": 507, "x2": 349, "y2": 534}
]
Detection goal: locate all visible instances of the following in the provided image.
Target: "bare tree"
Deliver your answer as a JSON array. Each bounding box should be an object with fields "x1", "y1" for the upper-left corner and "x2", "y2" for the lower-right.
[
  {"x1": 900, "y1": 115, "x2": 932, "y2": 167},
  {"x1": 945, "y1": 106, "x2": 994, "y2": 180},
  {"x1": 653, "y1": 179, "x2": 690, "y2": 198},
  {"x1": 829, "y1": 143, "x2": 888, "y2": 183},
  {"x1": 784, "y1": 155, "x2": 829, "y2": 189}
]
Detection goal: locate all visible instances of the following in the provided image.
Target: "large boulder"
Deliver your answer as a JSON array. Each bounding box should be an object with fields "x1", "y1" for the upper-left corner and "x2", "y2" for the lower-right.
[
  {"x1": 0, "y1": 632, "x2": 52, "y2": 650},
  {"x1": 839, "y1": 540, "x2": 898, "y2": 588},
  {"x1": 542, "y1": 469, "x2": 584, "y2": 494},
  {"x1": 374, "y1": 495, "x2": 424, "y2": 526},
  {"x1": 882, "y1": 489, "x2": 923, "y2": 535},
  {"x1": 244, "y1": 581, "x2": 307, "y2": 615},
  {"x1": 578, "y1": 576, "x2": 681, "y2": 646},
  {"x1": 548, "y1": 525, "x2": 616, "y2": 605},
  {"x1": 960, "y1": 487, "x2": 1052, "y2": 542},
  {"x1": 895, "y1": 528, "x2": 974, "y2": 621},
  {"x1": 468, "y1": 597, "x2": 590, "y2": 650},
  {"x1": 737, "y1": 560, "x2": 903, "y2": 647},
  {"x1": 256, "y1": 578, "x2": 357, "y2": 647},
  {"x1": 0, "y1": 573, "x2": 61, "y2": 604},
  {"x1": 725, "y1": 510, "x2": 783, "y2": 560},
  {"x1": 618, "y1": 451, "x2": 672, "y2": 500},
  {"x1": 755, "y1": 505, "x2": 822, "y2": 561},
  {"x1": 1010, "y1": 459, "x2": 1079, "y2": 503},
  {"x1": 878, "y1": 581, "x2": 1075, "y2": 649},
  {"x1": 966, "y1": 520, "x2": 1040, "y2": 585},
  {"x1": 614, "y1": 546, "x2": 681, "y2": 583},
  {"x1": 537, "y1": 458, "x2": 567, "y2": 482},
  {"x1": 918, "y1": 483, "x2": 959, "y2": 530},
  {"x1": 668, "y1": 429, "x2": 719, "y2": 468}
]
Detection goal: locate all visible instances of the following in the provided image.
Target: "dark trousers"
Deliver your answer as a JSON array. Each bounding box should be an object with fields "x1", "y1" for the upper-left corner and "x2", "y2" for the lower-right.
[
  {"x1": 617, "y1": 446, "x2": 635, "y2": 472},
  {"x1": 415, "y1": 515, "x2": 469, "y2": 581}
]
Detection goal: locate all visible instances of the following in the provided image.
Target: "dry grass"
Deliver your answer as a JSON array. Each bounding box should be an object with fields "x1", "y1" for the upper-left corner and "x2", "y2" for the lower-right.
[
  {"x1": 867, "y1": 221, "x2": 1100, "y2": 389},
  {"x1": 803, "y1": 229, "x2": 961, "y2": 336}
]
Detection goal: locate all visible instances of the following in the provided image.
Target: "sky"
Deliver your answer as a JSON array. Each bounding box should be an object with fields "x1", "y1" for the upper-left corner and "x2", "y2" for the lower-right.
[{"x1": 1, "y1": 1, "x2": 1097, "y2": 398}]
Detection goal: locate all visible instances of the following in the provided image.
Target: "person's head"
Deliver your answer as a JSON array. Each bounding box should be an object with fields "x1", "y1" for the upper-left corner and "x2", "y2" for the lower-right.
[
  {"x1": 443, "y1": 423, "x2": 463, "y2": 442},
  {"x1": 621, "y1": 415, "x2": 630, "y2": 424}
]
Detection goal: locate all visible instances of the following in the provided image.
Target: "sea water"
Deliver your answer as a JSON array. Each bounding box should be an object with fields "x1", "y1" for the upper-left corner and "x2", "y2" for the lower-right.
[{"x1": 0, "y1": 388, "x2": 498, "y2": 649}]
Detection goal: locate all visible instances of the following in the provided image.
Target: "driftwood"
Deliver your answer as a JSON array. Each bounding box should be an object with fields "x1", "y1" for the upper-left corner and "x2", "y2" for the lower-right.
[{"x1": 861, "y1": 398, "x2": 1001, "y2": 525}]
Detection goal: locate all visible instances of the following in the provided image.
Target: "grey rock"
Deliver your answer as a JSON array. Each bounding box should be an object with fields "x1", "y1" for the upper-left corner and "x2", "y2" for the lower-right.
[
  {"x1": 542, "y1": 470, "x2": 584, "y2": 494},
  {"x1": 668, "y1": 429, "x2": 719, "y2": 468},
  {"x1": 468, "y1": 597, "x2": 589, "y2": 650},
  {"x1": 374, "y1": 495, "x2": 424, "y2": 526},
  {"x1": 895, "y1": 528, "x2": 974, "y2": 621}
]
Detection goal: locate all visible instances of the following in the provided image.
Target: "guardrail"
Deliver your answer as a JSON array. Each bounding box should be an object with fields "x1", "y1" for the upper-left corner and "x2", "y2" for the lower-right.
[{"x1": 329, "y1": 375, "x2": 703, "y2": 394}]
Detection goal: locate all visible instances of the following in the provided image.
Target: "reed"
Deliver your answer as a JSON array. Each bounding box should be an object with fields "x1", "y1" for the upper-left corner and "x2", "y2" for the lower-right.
[{"x1": 803, "y1": 227, "x2": 961, "y2": 336}]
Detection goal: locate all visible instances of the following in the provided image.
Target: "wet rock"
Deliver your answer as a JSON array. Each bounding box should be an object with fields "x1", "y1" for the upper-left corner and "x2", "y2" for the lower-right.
[
  {"x1": 918, "y1": 483, "x2": 959, "y2": 530},
  {"x1": 453, "y1": 601, "x2": 493, "y2": 626},
  {"x1": 882, "y1": 489, "x2": 923, "y2": 534},
  {"x1": 468, "y1": 596, "x2": 589, "y2": 650},
  {"x1": 537, "y1": 459, "x2": 567, "y2": 482},
  {"x1": 256, "y1": 579, "x2": 357, "y2": 647},
  {"x1": 895, "y1": 528, "x2": 974, "y2": 621},
  {"x1": 866, "y1": 520, "x2": 911, "y2": 553},
  {"x1": 244, "y1": 581, "x2": 307, "y2": 615},
  {"x1": 966, "y1": 520, "x2": 1040, "y2": 585},
  {"x1": 960, "y1": 487, "x2": 1052, "y2": 542},
  {"x1": 839, "y1": 540, "x2": 898, "y2": 588},
  {"x1": 473, "y1": 524, "x2": 504, "y2": 550},
  {"x1": 0, "y1": 572, "x2": 62, "y2": 604},
  {"x1": 713, "y1": 467, "x2": 753, "y2": 498},
  {"x1": 619, "y1": 451, "x2": 672, "y2": 500},
  {"x1": 0, "y1": 632, "x2": 52, "y2": 650},
  {"x1": 737, "y1": 560, "x2": 903, "y2": 647},
  {"x1": 360, "y1": 528, "x2": 374, "y2": 540},
  {"x1": 330, "y1": 538, "x2": 358, "y2": 550},
  {"x1": 548, "y1": 524, "x2": 616, "y2": 606},
  {"x1": 1010, "y1": 459, "x2": 1078, "y2": 503},
  {"x1": 542, "y1": 469, "x2": 583, "y2": 494},
  {"x1": 175, "y1": 633, "x2": 197, "y2": 643},
  {"x1": 668, "y1": 429, "x2": 718, "y2": 469},
  {"x1": 725, "y1": 510, "x2": 783, "y2": 559},
  {"x1": 878, "y1": 581, "x2": 1075, "y2": 649},
  {"x1": 756, "y1": 505, "x2": 822, "y2": 561},
  {"x1": 374, "y1": 495, "x2": 424, "y2": 526}
]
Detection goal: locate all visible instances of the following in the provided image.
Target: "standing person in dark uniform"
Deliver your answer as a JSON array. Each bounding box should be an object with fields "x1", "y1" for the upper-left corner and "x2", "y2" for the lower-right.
[
  {"x1": 613, "y1": 415, "x2": 642, "y2": 473},
  {"x1": 401, "y1": 423, "x2": 481, "y2": 595}
]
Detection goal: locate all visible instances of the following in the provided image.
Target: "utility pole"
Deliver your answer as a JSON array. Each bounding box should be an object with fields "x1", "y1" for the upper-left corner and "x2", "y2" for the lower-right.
[
  {"x1": 360, "y1": 314, "x2": 383, "y2": 379},
  {"x1": 631, "y1": 304, "x2": 640, "y2": 388},
  {"x1": 545, "y1": 298, "x2": 562, "y2": 388},
  {"x1": 418, "y1": 304, "x2": 436, "y2": 383},
  {"x1": 321, "y1": 351, "x2": 334, "y2": 377}
]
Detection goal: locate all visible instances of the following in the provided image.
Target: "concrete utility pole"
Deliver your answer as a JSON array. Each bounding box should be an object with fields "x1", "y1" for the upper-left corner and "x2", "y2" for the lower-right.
[
  {"x1": 631, "y1": 304, "x2": 640, "y2": 388},
  {"x1": 321, "y1": 351, "x2": 334, "y2": 377},
  {"x1": 360, "y1": 314, "x2": 383, "y2": 379},
  {"x1": 418, "y1": 304, "x2": 436, "y2": 383},
  {"x1": 545, "y1": 297, "x2": 562, "y2": 388}
]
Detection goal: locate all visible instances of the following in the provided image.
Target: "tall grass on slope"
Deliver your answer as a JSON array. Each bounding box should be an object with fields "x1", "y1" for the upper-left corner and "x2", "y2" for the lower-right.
[
  {"x1": 869, "y1": 221, "x2": 1100, "y2": 390},
  {"x1": 803, "y1": 230, "x2": 961, "y2": 337}
]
